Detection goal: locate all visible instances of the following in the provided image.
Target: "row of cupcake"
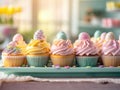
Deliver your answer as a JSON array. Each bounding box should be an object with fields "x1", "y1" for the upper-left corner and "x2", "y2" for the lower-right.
[
  {"x1": 2, "y1": 30, "x2": 120, "y2": 67},
  {"x1": 91, "y1": 31, "x2": 120, "y2": 67}
]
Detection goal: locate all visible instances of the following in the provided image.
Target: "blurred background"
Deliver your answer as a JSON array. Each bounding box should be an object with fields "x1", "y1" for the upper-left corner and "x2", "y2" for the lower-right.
[{"x1": 0, "y1": 0, "x2": 120, "y2": 52}]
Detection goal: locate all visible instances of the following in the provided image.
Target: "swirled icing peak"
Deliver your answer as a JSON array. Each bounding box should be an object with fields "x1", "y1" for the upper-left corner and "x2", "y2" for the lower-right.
[
  {"x1": 34, "y1": 30, "x2": 45, "y2": 40},
  {"x1": 102, "y1": 40, "x2": 120, "y2": 56},
  {"x1": 74, "y1": 32, "x2": 98, "y2": 56},
  {"x1": 2, "y1": 41, "x2": 21, "y2": 55},
  {"x1": 26, "y1": 39, "x2": 50, "y2": 55},
  {"x1": 78, "y1": 32, "x2": 90, "y2": 40},
  {"x1": 74, "y1": 40, "x2": 98, "y2": 56},
  {"x1": 51, "y1": 39, "x2": 74, "y2": 55},
  {"x1": 8, "y1": 41, "x2": 17, "y2": 47},
  {"x1": 51, "y1": 31, "x2": 74, "y2": 55}
]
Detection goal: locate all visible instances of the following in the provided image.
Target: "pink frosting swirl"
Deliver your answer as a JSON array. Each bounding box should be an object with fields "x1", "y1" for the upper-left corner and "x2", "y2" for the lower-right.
[
  {"x1": 74, "y1": 40, "x2": 98, "y2": 56},
  {"x1": 34, "y1": 30, "x2": 45, "y2": 40},
  {"x1": 51, "y1": 40, "x2": 74, "y2": 55},
  {"x1": 8, "y1": 41, "x2": 17, "y2": 47},
  {"x1": 102, "y1": 40, "x2": 120, "y2": 56},
  {"x1": 2, "y1": 41, "x2": 21, "y2": 55}
]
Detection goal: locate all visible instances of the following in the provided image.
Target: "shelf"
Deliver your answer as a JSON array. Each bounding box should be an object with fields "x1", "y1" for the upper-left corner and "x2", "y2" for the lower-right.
[
  {"x1": 0, "y1": 67, "x2": 120, "y2": 78},
  {"x1": 79, "y1": 23, "x2": 120, "y2": 30},
  {"x1": 106, "y1": 9, "x2": 120, "y2": 13}
]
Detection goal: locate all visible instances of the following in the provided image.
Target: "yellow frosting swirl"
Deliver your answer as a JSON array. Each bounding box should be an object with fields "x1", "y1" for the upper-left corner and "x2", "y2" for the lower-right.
[{"x1": 26, "y1": 39, "x2": 50, "y2": 55}]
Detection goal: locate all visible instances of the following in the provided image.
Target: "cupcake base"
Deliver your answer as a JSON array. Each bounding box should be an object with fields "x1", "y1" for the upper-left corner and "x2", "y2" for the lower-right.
[
  {"x1": 51, "y1": 54, "x2": 74, "y2": 67},
  {"x1": 2, "y1": 55, "x2": 26, "y2": 67},
  {"x1": 76, "y1": 56, "x2": 99, "y2": 67},
  {"x1": 27, "y1": 53, "x2": 49, "y2": 67},
  {"x1": 102, "y1": 56, "x2": 120, "y2": 67}
]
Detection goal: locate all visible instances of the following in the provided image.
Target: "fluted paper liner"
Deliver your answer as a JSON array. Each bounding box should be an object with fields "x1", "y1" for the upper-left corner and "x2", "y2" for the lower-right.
[
  {"x1": 76, "y1": 56, "x2": 99, "y2": 67},
  {"x1": 51, "y1": 54, "x2": 74, "y2": 67},
  {"x1": 27, "y1": 55, "x2": 49, "y2": 67},
  {"x1": 2, "y1": 55, "x2": 26, "y2": 67},
  {"x1": 102, "y1": 56, "x2": 120, "y2": 67}
]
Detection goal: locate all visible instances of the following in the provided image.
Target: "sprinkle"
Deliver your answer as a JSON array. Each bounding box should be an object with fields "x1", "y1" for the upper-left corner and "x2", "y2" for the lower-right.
[
  {"x1": 109, "y1": 66, "x2": 114, "y2": 68},
  {"x1": 52, "y1": 65, "x2": 55, "y2": 67},
  {"x1": 30, "y1": 66, "x2": 35, "y2": 68},
  {"x1": 45, "y1": 66, "x2": 47, "y2": 68},
  {"x1": 22, "y1": 64, "x2": 26, "y2": 67},
  {"x1": 55, "y1": 65, "x2": 60, "y2": 69},
  {"x1": 64, "y1": 66, "x2": 70, "y2": 69},
  {"x1": 86, "y1": 66, "x2": 91, "y2": 68},
  {"x1": 98, "y1": 65, "x2": 104, "y2": 68},
  {"x1": 73, "y1": 65, "x2": 76, "y2": 67}
]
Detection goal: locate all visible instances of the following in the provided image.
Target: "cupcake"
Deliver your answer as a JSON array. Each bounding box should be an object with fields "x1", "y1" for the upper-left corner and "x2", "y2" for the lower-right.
[
  {"x1": 26, "y1": 30, "x2": 50, "y2": 67},
  {"x1": 102, "y1": 32, "x2": 120, "y2": 67},
  {"x1": 95, "y1": 32, "x2": 106, "y2": 65},
  {"x1": 50, "y1": 31, "x2": 74, "y2": 67},
  {"x1": 12, "y1": 34, "x2": 27, "y2": 64},
  {"x1": 2, "y1": 41, "x2": 26, "y2": 67},
  {"x1": 74, "y1": 32, "x2": 98, "y2": 67},
  {"x1": 94, "y1": 32, "x2": 107, "y2": 54}
]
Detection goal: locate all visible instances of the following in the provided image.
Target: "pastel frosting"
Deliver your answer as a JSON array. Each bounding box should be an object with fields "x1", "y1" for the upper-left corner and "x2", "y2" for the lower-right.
[
  {"x1": 2, "y1": 33, "x2": 26, "y2": 55},
  {"x1": 51, "y1": 40, "x2": 74, "y2": 55},
  {"x1": 26, "y1": 30, "x2": 50, "y2": 55},
  {"x1": 51, "y1": 31, "x2": 74, "y2": 55},
  {"x1": 102, "y1": 32, "x2": 120, "y2": 56},
  {"x1": 74, "y1": 32, "x2": 98, "y2": 56},
  {"x1": 102, "y1": 40, "x2": 120, "y2": 55},
  {"x1": 2, "y1": 41, "x2": 22, "y2": 55},
  {"x1": 12, "y1": 34, "x2": 27, "y2": 54}
]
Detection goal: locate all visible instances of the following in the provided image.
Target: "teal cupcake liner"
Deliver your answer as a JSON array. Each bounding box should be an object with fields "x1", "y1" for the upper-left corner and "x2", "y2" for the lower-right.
[
  {"x1": 76, "y1": 56, "x2": 99, "y2": 67},
  {"x1": 27, "y1": 55, "x2": 49, "y2": 67}
]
